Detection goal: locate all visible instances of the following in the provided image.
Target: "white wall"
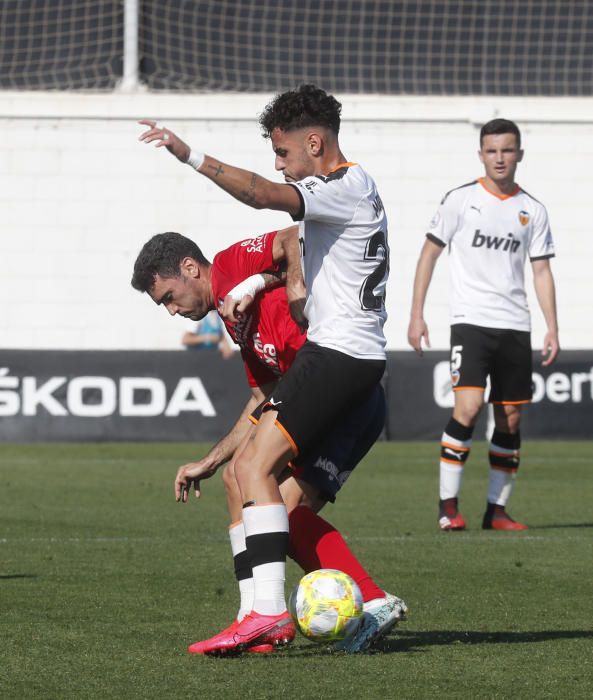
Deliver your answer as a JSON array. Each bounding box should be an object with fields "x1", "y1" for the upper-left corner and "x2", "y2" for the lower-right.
[{"x1": 1, "y1": 92, "x2": 591, "y2": 351}]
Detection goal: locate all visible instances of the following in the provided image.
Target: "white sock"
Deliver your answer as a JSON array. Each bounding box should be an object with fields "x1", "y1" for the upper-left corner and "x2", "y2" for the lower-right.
[
  {"x1": 487, "y1": 468, "x2": 516, "y2": 506},
  {"x1": 229, "y1": 521, "x2": 253, "y2": 621},
  {"x1": 440, "y1": 432, "x2": 472, "y2": 500},
  {"x1": 488, "y1": 439, "x2": 520, "y2": 507},
  {"x1": 440, "y1": 462, "x2": 464, "y2": 500},
  {"x1": 242, "y1": 503, "x2": 289, "y2": 616}
]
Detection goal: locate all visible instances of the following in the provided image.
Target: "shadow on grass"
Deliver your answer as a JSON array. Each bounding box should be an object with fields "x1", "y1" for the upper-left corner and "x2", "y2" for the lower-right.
[
  {"x1": 196, "y1": 629, "x2": 593, "y2": 659},
  {"x1": 377, "y1": 629, "x2": 593, "y2": 653},
  {"x1": 530, "y1": 522, "x2": 593, "y2": 530},
  {"x1": 0, "y1": 574, "x2": 38, "y2": 580}
]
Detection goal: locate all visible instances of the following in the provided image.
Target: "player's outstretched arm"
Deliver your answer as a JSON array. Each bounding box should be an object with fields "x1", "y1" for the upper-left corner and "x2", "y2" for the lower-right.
[
  {"x1": 174, "y1": 388, "x2": 267, "y2": 502},
  {"x1": 138, "y1": 120, "x2": 302, "y2": 215},
  {"x1": 532, "y1": 258, "x2": 560, "y2": 366},
  {"x1": 138, "y1": 119, "x2": 191, "y2": 162},
  {"x1": 408, "y1": 238, "x2": 443, "y2": 354}
]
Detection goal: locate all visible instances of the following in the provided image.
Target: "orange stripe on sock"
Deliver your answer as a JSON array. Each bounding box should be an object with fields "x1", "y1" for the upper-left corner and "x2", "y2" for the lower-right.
[
  {"x1": 440, "y1": 458, "x2": 465, "y2": 466},
  {"x1": 441, "y1": 441, "x2": 470, "y2": 452}
]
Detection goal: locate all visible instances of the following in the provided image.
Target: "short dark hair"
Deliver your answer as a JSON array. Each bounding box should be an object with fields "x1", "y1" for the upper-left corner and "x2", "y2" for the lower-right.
[
  {"x1": 131, "y1": 232, "x2": 210, "y2": 293},
  {"x1": 480, "y1": 118, "x2": 521, "y2": 148},
  {"x1": 259, "y1": 84, "x2": 342, "y2": 138}
]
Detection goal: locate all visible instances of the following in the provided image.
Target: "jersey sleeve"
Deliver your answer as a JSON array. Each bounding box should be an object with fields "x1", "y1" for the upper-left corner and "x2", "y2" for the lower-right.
[
  {"x1": 213, "y1": 231, "x2": 279, "y2": 288},
  {"x1": 426, "y1": 191, "x2": 462, "y2": 246},
  {"x1": 529, "y1": 204, "x2": 555, "y2": 261},
  {"x1": 241, "y1": 349, "x2": 278, "y2": 388},
  {"x1": 289, "y1": 174, "x2": 358, "y2": 224}
]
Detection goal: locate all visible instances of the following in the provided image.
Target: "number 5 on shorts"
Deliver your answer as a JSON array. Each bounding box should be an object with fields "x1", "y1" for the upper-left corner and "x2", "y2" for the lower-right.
[
  {"x1": 450, "y1": 345, "x2": 463, "y2": 371},
  {"x1": 450, "y1": 344, "x2": 463, "y2": 387}
]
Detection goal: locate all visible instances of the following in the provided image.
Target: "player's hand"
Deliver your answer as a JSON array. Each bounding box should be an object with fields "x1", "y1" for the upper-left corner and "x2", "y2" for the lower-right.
[
  {"x1": 174, "y1": 459, "x2": 218, "y2": 503},
  {"x1": 541, "y1": 331, "x2": 560, "y2": 367},
  {"x1": 286, "y1": 278, "x2": 308, "y2": 332},
  {"x1": 138, "y1": 119, "x2": 190, "y2": 163},
  {"x1": 220, "y1": 343, "x2": 235, "y2": 360},
  {"x1": 221, "y1": 294, "x2": 254, "y2": 323},
  {"x1": 407, "y1": 318, "x2": 430, "y2": 355}
]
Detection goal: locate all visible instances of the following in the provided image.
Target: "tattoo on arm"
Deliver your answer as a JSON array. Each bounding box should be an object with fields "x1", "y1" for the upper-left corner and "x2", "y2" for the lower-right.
[
  {"x1": 239, "y1": 173, "x2": 258, "y2": 206},
  {"x1": 205, "y1": 162, "x2": 258, "y2": 206},
  {"x1": 207, "y1": 163, "x2": 225, "y2": 177}
]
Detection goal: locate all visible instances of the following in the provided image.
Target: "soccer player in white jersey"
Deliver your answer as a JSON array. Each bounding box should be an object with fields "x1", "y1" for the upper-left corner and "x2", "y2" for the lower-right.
[
  {"x1": 408, "y1": 118, "x2": 559, "y2": 532},
  {"x1": 138, "y1": 85, "x2": 392, "y2": 653}
]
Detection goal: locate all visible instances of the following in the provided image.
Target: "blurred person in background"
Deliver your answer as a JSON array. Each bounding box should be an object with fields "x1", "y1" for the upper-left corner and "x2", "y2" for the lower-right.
[{"x1": 182, "y1": 308, "x2": 234, "y2": 358}]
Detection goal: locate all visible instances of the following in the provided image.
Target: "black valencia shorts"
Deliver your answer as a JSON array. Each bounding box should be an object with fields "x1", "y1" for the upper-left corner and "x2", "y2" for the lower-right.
[{"x1": 449, "y1": 324, "x2": 532, "y2": 404}]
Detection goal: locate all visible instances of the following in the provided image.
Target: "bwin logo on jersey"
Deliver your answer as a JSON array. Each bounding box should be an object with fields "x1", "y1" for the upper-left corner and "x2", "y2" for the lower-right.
[{"x1": 472, "y1": 229, "x2": 521, "y2": 253}]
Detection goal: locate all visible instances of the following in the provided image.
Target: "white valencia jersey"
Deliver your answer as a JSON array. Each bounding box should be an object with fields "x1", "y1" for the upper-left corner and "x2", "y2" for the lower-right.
[
  {"x1": 427, "y1": 178, "x2": 555, "y2": 331},
  {"x1": 290, "y1": 163, "x2": 389, "y2": 359}
]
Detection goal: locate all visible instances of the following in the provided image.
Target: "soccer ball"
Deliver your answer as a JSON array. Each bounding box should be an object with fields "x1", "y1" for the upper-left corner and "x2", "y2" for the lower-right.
[{"x1": 288, "y1": 569, "x2": 364, "y2": 643}]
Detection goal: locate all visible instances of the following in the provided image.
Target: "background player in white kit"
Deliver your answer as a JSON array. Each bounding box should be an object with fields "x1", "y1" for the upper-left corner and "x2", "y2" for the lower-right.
[
  {"x1": 138, "y1": 85, "x2": 392, "y2": 652},
  {"x1": 408, "y1": 118, "x2": 559, "y2": 531}
]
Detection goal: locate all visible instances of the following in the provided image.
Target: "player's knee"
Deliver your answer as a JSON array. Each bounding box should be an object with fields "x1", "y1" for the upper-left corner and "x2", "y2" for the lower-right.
[
  {"x1": 283, "y1": 486, "x2": 316, "y2": 513},
  {"x1": 232, "y1": 454, "x2": 247, "y2": 488},
  {"x1": 233, "y1": 448, "x2": 260, "y2": 490},
  {"x1": 222, "y1": 462, "x2": 238, "y2": 496},
  {"x1": 494, "y1": 406, "x2": 521, "y2": 433},
  {"x1": 505, "y1": 415, "x2": 521, "y2": 434},
  {"x1": 454, "y1": 406, "x2": 481, "y2": 427},
  {"x1": 453, "y1": 390, "x2": 483, "y2": 426}
]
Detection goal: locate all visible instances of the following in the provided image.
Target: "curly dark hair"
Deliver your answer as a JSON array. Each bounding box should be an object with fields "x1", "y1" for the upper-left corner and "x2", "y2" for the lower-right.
[
  {"x1": 131, "y1": 232, "x2": 210, "y2": 293},
  {"x1": 259, "y1": 84, "x2": 342, "y2": 138},
  {"x1": 480, "y1": 118, "x2": 521, "y2": 148}
]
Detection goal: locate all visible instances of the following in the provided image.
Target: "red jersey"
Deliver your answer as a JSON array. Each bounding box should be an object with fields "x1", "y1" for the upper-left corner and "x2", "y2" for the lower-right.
[{"x1": 210, "y1": 231, "x2": 306, "y2": 387}]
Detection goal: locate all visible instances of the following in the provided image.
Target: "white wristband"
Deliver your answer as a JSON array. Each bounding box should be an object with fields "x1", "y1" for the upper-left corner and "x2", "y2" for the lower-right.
[
  {"x1": 187, "y1": 149, "x2": 205, "y2": 171},
  {"x1": 227, "y1": 274, "x2": 266, "y2": 302}
]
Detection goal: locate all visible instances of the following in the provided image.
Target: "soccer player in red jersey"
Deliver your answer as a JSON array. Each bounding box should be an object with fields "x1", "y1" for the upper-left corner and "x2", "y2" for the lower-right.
[{"x1": 132, "y1": 227, "x2": 406, "y2": 654}]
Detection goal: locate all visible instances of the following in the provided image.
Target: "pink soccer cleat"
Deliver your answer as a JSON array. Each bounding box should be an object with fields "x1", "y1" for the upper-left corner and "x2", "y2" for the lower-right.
[
  {"x1": 258, "y1": 614, "x2": 296, "y2": 647},
  {"x1": 188, "y1": 612, "x2": 295, "y2": 656},
  {"x1": 188, "y1": 620, "x2": 240, "y2": 655},
  {"x1": 246, "y1": 643, "x2": 275, "y2": 654}
]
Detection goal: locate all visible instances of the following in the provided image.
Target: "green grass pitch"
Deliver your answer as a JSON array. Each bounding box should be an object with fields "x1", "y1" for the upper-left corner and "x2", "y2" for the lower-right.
[{"x1": 1, "y1": 441, "x2": 592, "y2": 699}]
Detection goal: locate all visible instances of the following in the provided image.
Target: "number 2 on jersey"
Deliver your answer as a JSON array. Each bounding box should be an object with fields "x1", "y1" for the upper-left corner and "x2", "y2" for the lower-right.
[{"x1": 360, "y1": 230, "x2": 389, "y2": 311}]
